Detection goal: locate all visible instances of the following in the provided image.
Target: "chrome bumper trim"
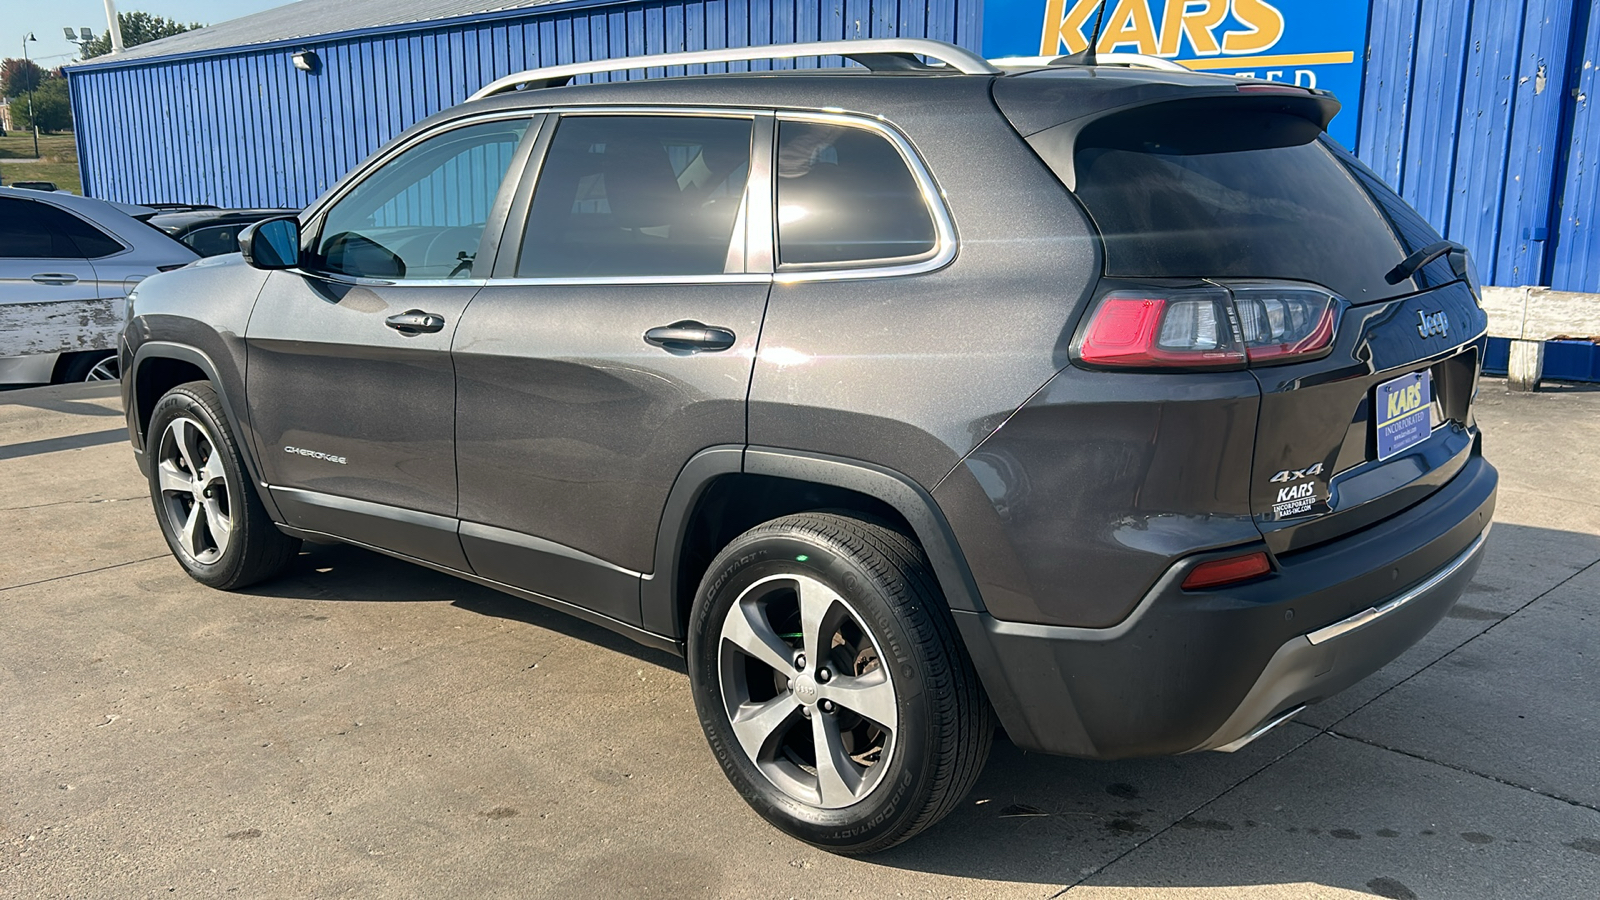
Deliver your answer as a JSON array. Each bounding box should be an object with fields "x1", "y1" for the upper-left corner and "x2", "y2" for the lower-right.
[
  {"x1": 1212, "y1": 704, "x2": 1305, "y2": 753},
  {"x1": 1306, "y1": 523, "x2": 1492, "y2": 646}
]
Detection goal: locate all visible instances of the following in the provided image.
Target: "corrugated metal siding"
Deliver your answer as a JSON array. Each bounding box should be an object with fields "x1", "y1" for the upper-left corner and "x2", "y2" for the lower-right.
[
  {"x1": 1358, "y1": 0, "x2": 1600, "y2": 292},
  {"x1": 1550, "y1": 3, "x2": 1600, "y2": 290},
  {"x1": 68, "y1": 0, "x2": 978, "y2": 210}
]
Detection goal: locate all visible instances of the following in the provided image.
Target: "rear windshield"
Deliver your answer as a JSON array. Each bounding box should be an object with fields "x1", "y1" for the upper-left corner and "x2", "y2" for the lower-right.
[{"x1": 1067, "y1": 110, "x2": 1413, "y2": 303}]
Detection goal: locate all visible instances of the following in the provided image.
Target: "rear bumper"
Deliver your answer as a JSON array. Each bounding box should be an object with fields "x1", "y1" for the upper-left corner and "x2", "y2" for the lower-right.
[{"x1": 954, "y1": 454, "x2": 1497, "y2": 759}]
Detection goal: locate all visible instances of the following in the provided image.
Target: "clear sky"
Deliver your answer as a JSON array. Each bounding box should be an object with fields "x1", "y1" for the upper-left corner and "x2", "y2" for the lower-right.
[{"x1": 5, "y1": 1, "x2": 293, "y2": 69}]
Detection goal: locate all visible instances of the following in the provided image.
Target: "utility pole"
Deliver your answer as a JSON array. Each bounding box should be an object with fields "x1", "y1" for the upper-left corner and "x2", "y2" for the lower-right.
[{"x1": 22, "y1": 33, "x2": 39, "y2": 159}]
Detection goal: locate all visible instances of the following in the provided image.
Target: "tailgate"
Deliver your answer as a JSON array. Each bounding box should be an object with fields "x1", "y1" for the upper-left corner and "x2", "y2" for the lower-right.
[{"x1": 1249, "y1": 280, "x2": 1487, "y2": 554}]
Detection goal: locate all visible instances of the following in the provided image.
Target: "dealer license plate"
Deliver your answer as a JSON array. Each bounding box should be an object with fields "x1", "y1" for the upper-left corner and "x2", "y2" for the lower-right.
[{"x1": 1375, "y1": 370, "x2": 1433, "y2": 460}]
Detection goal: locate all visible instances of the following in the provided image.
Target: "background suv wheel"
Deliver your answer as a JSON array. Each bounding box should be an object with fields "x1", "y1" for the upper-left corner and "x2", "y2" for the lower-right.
[
  {"x1": 56, "y1": 351, "x2": 120, "y2": 383},
  {"x1": 145, "y1": 381, "x2": 301, "y2": 589},
  {"x1": 687, "y1": 512, "x2": 992, "y2": 853}
]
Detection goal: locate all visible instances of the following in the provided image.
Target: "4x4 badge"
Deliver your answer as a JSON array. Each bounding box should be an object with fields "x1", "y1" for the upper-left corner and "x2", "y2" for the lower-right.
[{"x1": 1417, "y1": 310, "x2": 1449, "y2": 339}]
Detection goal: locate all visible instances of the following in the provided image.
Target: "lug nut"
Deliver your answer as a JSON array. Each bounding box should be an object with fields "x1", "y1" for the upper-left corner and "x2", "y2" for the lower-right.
[
  {"x1": 816, "y1": 668, "x2": 831, "y2": 684},
  {"x1": 794, "y1": 653, "x2": 806, "y2": 671},
  {"x1": 801, "y1": 707, "x2": 812, "y2": 718},
  {"x1": 820, "y1": 699, "x2": 835, "y2": 713}
]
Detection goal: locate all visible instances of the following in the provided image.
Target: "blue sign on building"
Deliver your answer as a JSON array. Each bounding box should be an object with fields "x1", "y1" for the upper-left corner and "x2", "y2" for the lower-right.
[{"x1": 981, "y1": 0, "x2": 1370, "y2": 147}]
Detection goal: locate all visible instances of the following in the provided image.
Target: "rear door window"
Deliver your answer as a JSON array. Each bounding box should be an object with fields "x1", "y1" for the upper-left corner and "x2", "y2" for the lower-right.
[
  {"x1": 517, "y1": 114, "x2": 753, "y2": 278},
  {"x1": 1066, "y1": 109, "x2": 1414, "y2": 303},
  {"x1": 774, "y1": 120, "x2": 937, "y2": 268},
  {"x1": 0, "y1": 198, "x2": 121, "y2": 259}
]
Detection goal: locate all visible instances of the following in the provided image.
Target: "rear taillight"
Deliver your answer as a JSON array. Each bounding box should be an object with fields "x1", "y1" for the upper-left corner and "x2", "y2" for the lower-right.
[
  {"x1": 1074, "y1": 284, "x2": 1340, "y2": 371},
  {"x1": 1182, "y1": 551, "x2": 1272, "y2": 590},
  {"x1": 1076, "y1": 289, "x2": 1245, "y2": 369},
  {"x1": 1232, "y1": 287, "x2": 1338, "y2": 364}
]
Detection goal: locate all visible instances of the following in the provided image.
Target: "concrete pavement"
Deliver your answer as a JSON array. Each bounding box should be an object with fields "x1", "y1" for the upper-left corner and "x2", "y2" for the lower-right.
[{"x1": 2, "y1": 379, "x2": 1597, "y2": 899}]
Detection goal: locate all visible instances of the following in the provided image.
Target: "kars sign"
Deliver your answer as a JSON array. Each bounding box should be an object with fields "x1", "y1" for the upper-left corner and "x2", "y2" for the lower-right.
[{"x1": 982, "y1": 0, "x2": 1369, "y2": 147}]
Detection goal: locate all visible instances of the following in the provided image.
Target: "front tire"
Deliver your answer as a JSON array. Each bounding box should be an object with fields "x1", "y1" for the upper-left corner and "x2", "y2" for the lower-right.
[
  {"x1": 145, "y1": 381, "x2": 300, "y2": 589},
  {"x1": 687, "y1": 513, "x2": 992, "y2": 854}
]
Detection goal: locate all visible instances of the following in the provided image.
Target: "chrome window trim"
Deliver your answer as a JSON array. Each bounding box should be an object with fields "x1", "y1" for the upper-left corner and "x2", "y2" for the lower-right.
[
  {"x1": 292, "y1": 272, "x2": 491, "y2": 288},
  {"x1": 476, "y1": 273, "x2": 773, "y2": 287},
  {"x1": 300, "y1": 105, "x2": 957, "y2": 288},
  {"x1": 770, "y1": 111, "x2": 957, "y2": 283}
]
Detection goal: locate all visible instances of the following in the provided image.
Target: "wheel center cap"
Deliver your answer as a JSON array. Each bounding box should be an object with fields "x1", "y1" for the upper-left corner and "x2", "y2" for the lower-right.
[{"x1": 793, "y1": 673, "x2": 819, "y2": 706}]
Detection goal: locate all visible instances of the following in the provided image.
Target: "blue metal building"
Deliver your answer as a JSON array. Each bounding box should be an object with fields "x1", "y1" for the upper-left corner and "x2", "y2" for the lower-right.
[{"x1": 64, "y1": 0, "x2": 1600, "y2": 292}]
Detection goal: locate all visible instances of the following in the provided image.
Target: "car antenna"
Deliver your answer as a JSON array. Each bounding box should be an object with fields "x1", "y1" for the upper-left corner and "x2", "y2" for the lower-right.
[{"x1": 1050, "y1": 0, "x2": 1110, "y2": 67}]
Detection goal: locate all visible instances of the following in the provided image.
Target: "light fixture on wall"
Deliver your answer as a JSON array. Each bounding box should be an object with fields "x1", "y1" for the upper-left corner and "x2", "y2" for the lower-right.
[{"x1": 292, "y1": 49, "x2": 320, "y2": 73}]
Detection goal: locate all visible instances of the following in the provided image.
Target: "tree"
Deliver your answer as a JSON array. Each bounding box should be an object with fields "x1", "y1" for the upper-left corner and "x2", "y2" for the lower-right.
[
  {"x1": 1, "y1": 57, "x2": 44, "y2": 98},
  {"x1": 10, "y1": 76, "x2": 73, "y2": 133},
  {"x1": 81, "y1": 12, "x2": 203, "y2": 59}
]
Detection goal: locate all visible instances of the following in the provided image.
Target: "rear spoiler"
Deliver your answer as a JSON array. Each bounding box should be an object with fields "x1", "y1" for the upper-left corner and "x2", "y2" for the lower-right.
[{"x1": 1004, "y1": 82, "x2": 1340, "y2": 192}]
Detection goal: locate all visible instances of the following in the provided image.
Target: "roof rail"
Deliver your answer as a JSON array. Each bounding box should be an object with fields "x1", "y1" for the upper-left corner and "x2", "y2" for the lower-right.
[
  {"x1": 469, "y1": 38, "x2": 1002, "y2": 100},
  {"x1": 989, "y1": 53, "x2": 1191, "y2": 72}
]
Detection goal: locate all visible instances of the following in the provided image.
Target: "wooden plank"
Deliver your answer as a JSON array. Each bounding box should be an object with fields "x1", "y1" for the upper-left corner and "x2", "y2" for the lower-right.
[
  {"x1": 1481, "y1": 285, "x2": 1600, "y2": 340},
  {"x1": 0, "y1": 299, "x2": 123, "y2": 357}
]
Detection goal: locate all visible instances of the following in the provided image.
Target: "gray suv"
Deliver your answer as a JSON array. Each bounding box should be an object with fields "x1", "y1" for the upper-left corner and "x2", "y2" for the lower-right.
[{"x1": 121, "y1": 39, "x2": 1497, "y2": 853}]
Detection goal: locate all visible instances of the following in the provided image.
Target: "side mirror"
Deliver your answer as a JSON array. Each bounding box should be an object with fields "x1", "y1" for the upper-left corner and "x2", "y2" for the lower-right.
[{"x1": 239, "y1": 216, "x2": 302, "y2": 270}]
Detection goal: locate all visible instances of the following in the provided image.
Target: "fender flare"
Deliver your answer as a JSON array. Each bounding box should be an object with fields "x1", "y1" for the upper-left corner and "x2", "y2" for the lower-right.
[
  {"x1": 130, "y1": 341, "x2": 282, "y2": 522},
  {"x1": 640, "y1": 445, "x2": 989, "y2": 640}
]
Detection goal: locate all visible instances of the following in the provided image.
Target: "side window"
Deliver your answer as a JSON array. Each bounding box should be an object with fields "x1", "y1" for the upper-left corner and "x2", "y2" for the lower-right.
[
  {"x1": 0, "y1": 198, "x2": 122, "y2": 259},
  {"x1": 52, "y1": 209, "x2": 125, "y2": 258},
  {"x1": 774, "y1": 121, "x2": 937, "y2": 268},
  {"x1": 518, "y1": 115, "x2": 753, "y2": 278},
  {"x1": 315, "y1": 118, "x2": 530, "y2": 280}
]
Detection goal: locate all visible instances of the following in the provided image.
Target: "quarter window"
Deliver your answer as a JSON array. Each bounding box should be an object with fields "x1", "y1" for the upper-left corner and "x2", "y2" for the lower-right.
[
  {"x1": 316, "y1": 119, "x2": 530, "y2": 280},
  {"x1": 774, "y1": 121, "x2": 937, "y2": 268},
  {"x1": 518, "y1": 115, "x2": 753, "y2": 278}
]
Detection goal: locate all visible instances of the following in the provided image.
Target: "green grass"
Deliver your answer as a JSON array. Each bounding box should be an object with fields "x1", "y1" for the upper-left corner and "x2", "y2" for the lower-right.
[{"x1": 0, "y1": 132, "x2": 83, "y2": 195}]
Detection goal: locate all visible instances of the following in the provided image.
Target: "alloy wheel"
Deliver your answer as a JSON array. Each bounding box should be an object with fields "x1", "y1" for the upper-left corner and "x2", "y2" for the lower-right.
[
  {"x1": 155, "y1": 417, "x2": 233, "y2": 564},
  {"x1": 85, "y1": 355, "x2": 120, "y2": 381},
  {"x1": 717, "y1": 573, "x2": 898, "y2": 809}
]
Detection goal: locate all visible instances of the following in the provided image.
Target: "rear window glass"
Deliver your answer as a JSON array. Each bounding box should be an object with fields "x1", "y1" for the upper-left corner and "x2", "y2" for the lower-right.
[
  {"x1": 775, "y1": 121, "x2": 937, "y2": 268},
  {"x1": 1069, "y1": 111, "x2": 1412, "y2": 303},
  {"x1": 0, "y1": 198, "x2": 124, "y2": 259}
]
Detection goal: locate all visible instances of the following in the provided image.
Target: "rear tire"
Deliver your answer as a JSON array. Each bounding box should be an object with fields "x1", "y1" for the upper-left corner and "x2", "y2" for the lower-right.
[
  {"x1": 145, "y1": 381, "x2": 300, "y2": 589},
  {"x1": 687, "y1": 512, "x2": 992, "y2": 854}
]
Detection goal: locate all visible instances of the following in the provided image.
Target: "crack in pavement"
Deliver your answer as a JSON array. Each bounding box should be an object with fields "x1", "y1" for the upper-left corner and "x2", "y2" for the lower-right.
[
  {"x1": 1, "y1": 555, "x2": 167, "y2": 594},
  {"x1": 1325, "y1": 730, "x2": 1600, "y2": 814},
  {"x1": 1050, "y1": 553, "x2": 1600, "y2": 896},
  {"x1": 1323, "y1": 554, "x2": 1600, "y2": 735},
  {"x1": 0, "y1": 495, "x2": 146, "y2": 512}
]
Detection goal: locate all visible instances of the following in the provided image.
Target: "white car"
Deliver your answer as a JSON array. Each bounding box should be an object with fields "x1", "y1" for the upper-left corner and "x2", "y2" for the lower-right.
[{"x1": 0, "y1": 187, "x2": 198, "y2": 384}]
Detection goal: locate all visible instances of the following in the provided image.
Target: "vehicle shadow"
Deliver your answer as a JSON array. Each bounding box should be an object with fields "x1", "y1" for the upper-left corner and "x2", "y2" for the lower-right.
[
  {"x1": 236, "y1": 522, "x2": 1600, "y2": 896},
  {"x1": 237, "y1": 539, "x2": 685, "y2": 674},
  {"x1": 864, "y1": 520, "x2": 1600, "y2": 894}
]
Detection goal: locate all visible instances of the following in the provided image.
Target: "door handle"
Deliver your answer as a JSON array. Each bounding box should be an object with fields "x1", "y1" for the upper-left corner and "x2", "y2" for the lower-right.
[
  {"x1": 385, "y1": 310, "x2": 446, "y2": 334},
  {"x1": 643, "y1": 320, "x2": 737, "y2": 354},
  {"x1": 32, "y1": 273, "x2": 80, "y2": 286}
]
